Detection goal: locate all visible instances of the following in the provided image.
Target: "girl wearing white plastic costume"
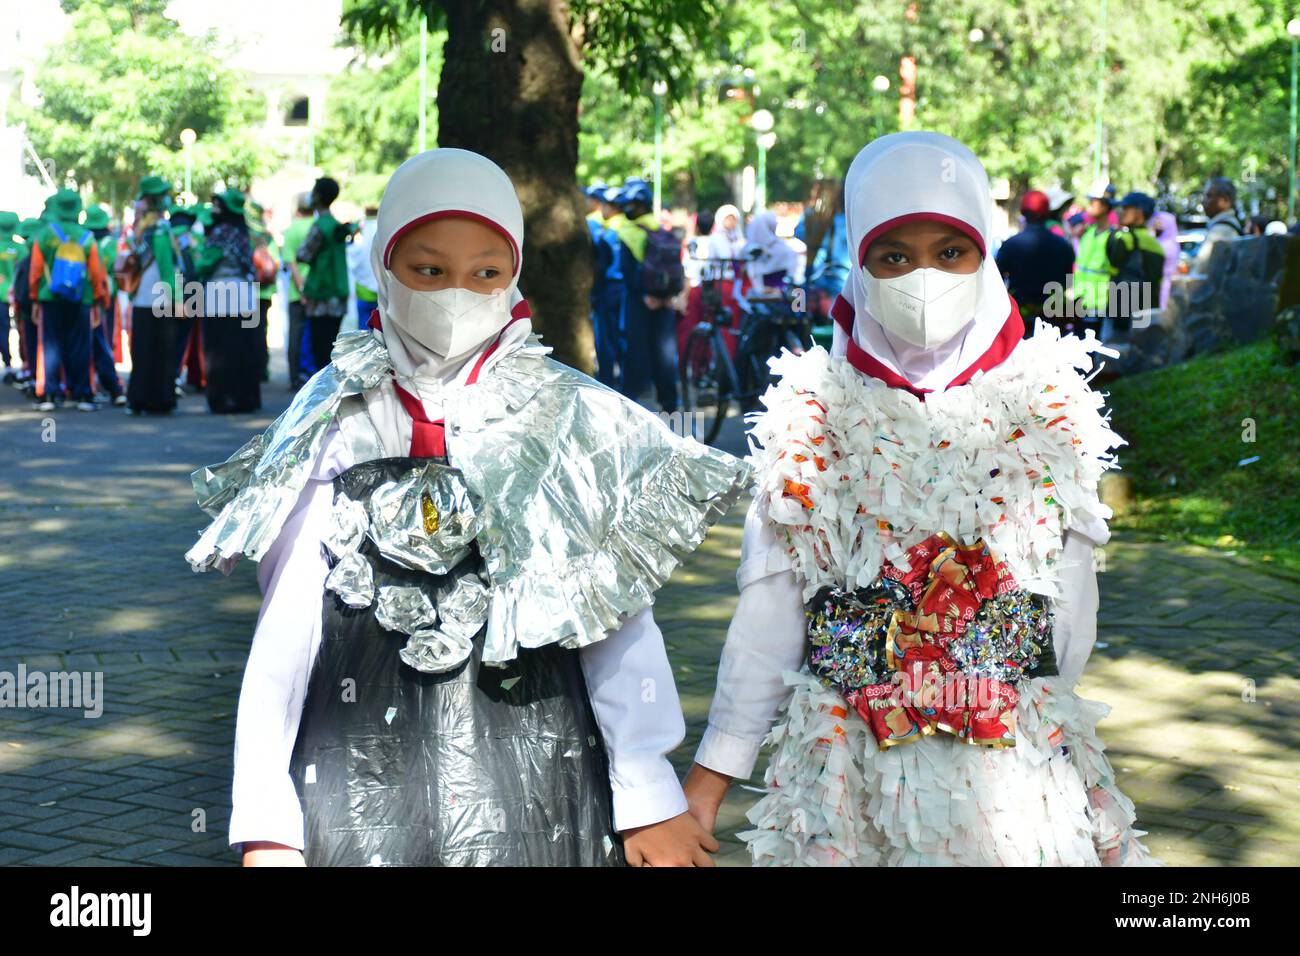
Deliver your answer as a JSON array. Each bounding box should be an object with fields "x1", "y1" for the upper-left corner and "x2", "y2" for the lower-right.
[
  {"x1": 186, "y1": 149, "x2": 749, "y2": 867},
  {"x1": 683, "y1": 132, "x2": 1157, "y2": 866}
]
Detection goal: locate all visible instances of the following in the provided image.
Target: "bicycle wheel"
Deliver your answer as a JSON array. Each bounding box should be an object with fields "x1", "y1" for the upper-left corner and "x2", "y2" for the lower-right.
[{"x1": 679, "y1": 327, "x2": 732, "y2": 445}]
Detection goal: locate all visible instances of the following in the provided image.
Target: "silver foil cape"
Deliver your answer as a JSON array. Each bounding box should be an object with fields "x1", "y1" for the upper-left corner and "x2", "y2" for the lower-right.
[
  {"x1": 186, "y1": 329, "x2": 753, "y2": 666},
  {"x1": 186, "y1": 330, "x2": 392, "y2": 573}
]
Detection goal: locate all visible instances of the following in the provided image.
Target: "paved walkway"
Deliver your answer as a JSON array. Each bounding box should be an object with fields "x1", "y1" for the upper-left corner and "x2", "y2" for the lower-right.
[{"x1": 1, "y1": 363, "x2": 1296, "y2": 866}]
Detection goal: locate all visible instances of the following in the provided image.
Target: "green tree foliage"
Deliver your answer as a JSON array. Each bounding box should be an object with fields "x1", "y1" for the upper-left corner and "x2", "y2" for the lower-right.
[
  {"x1": 328, "y1": 0, "x2": 1297, "y2": 215},
  {"x1": 16, "y1": 0, "x2": 265, "y2": 209},
  {"x1": 318, "y1": 12, "x2": 444, "y2": 206},
  {"x1": 579, "y1": 0, "x2": 1297, "y2": 213}
]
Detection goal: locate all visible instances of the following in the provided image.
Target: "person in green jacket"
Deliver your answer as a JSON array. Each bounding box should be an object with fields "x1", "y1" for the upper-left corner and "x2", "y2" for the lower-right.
[
  {"x1": 11, "y1": 217, "x2": 45, "y2": 390},
  {"x1": 280, "y1": 191, "x2": 314, "y2": 389},
  {"x1": 1103, "y1": 191, "x2": 1166, "y2": 341},
  {"x1": 295, "y1": 176, "x2": 358, "y2": 372},
  {"x1": 28, "y1": 189, "x2": 110, "y2": 410},
  {"x1": 1071, "y1": 181, "x2": 1116, "y2": 334},
  {"x1": 81, "y1": 205, "x2": 125, "y2": 404},
  {"x1": 0, "y1": 210, "x2": 20, "y2": 373}
]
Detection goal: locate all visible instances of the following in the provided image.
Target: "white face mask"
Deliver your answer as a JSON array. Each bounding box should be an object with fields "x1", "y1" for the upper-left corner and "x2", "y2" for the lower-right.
[
  {"x1": 386, "y1": 281, "x2": 513, "y2": 359},
  {"x1": 862, "y1": 266, "x2": 980, "y2": 349}
]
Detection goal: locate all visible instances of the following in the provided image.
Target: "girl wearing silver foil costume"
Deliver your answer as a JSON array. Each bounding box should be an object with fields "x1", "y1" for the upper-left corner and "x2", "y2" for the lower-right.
[
  {"x1": 186, "y1": 149, "x2": 750, "y2": 866},
  {"x1": 684, "y1": 132, "x2": 1159, "y2": 866}
]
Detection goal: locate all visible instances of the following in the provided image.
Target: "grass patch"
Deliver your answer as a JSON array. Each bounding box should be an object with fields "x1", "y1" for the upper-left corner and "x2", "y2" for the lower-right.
[{"x1": 1103, "y1": 339, "x2": 1300, "y2": 578}]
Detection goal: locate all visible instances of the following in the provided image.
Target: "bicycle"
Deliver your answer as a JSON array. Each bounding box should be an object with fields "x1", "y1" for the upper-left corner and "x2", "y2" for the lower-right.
[{"x1": 678, "y1": 261, "x2": 814, "y2": 445}]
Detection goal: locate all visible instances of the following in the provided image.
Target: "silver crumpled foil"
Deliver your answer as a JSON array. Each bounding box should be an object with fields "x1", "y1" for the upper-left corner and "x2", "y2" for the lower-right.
[
  {"x1": 186, "y1": 329, "x2": 391, "y2": 574},
  {"x1": 366, "y1": 463, "x2": 479, "y2": 575},
  {"x1": 188, "y1": 330, "x2": 752, "y2": 671},
  {"x1": 325, "y1": 551, "x2": 375, "y2": 608},
  {"x1": 398, "y1": 625, "x2": 474, "y2": 674},
  {"x1": 438, "y1": 573, "x2": 490, "y2": 630},
  {"x1": 324, "y1": 494, "x2": 370, "y2": 559},
  {"x1": 375, "y1": 584, "x2": 437, "y2": 636},
  {"x1": 445, "y1": 336, "x2": 754, "y2": 666},
  {"x1": 398, "y1": 572, "x2": 491, "y2": 673}
]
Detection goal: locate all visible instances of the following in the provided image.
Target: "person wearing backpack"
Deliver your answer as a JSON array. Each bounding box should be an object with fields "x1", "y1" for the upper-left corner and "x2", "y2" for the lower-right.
[
  {"x1": 27, "y1": 189, "x2": 109, "y2": 412},
  {"x1": 194, "y1": 188, "x2": 261, "y2": 414},
  {"x1": 167, "y1": 202, "x2": 210, "y2": 393},
  {"x1": 296, "y1": 176, "x2": 359, "y2": 373},
  {"x1": 613, "y1": 179, "x2": 682, "y2": 414},
  {"x1": 81, "y1": 205, "x2": 126, "y2": 405},
  {"x1": 124, "y1": 175, "x2": 184, "y2": 414},
  {"x1": 583, "y1": 182, "x2": 617, "y2": 388},
  {"x1": 593, "y1": 185, "x2": 628, "y2": 389},
  {"x1": 1103, "y1": 192, "x2": 1166, "y2": 342}
]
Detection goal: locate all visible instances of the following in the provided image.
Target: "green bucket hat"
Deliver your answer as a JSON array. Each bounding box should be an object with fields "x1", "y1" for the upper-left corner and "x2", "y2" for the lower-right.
[
  {"x1": 0, "y1": 211, "x2": 19, "y2": 236},
  {"x1": 213, "y1": 187, "x2": 246, "y2": 218},
  {"x1": 137, "y1": 175, "x2": 173, "y2": 200},
  {"x1": 195, "y1": 203, "x2": 214, "y2": 227},
  {"x1": 47, "y1": 188, "x2": 83, "y2": 224},
  {"x1": 18, "y1": 218, "x2": 44, "y2": 240},
  {"x1": 82, "y1": 206, "x2": 110, "y2": 230}
]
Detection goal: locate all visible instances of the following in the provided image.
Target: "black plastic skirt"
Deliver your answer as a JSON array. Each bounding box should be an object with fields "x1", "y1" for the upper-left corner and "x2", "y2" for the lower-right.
[{"x1": 288, "y1": 456, "x2": 625, "y2": 866}]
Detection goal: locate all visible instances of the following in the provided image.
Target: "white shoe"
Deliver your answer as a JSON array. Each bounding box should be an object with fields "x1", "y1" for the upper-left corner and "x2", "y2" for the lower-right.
[
  {"x1": 36, "y1": 400, "x2": 55, "y2": 412},
  {"x1": 76, "y1": 401, "x2": 98, "y2": 412},
  {"x1": 112, "y1": 393, "x2": 128, "y2": 407}
]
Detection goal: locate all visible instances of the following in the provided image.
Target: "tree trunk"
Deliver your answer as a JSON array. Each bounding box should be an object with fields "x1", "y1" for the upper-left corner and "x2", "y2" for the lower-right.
[{"x1": 437, "y1": 0, "x2": 594, "y2": 373}]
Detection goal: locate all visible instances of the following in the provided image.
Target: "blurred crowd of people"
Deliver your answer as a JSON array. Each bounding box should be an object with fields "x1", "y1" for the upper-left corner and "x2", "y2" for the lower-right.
[
  {"x1": 995, "y1": 175, "x2": 1254, "y2": 342},
  {"x1": 0, "y1": 173, "x2": 369, "y2": 415},
  {"x1": 582, "y1": 176, "x2": 808, "y2": 413},
  {"x1": 4, "y1": 164, "x2": 1266, "y2": 419}
]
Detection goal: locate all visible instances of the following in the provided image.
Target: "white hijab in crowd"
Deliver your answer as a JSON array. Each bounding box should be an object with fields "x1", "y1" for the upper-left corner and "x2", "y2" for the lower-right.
[
  {"x1": 706, "y1": 203, "x2": 748, "y2": 262},
  {"x1": 745, "y1": 209, "x2": 800, "y2": 284},
  {"x1": 832, "y1": 131, "x2": 1017, "y2": 392},
  {"x1": 362, "y1": 148, "x2": 534, "y2": 450}
]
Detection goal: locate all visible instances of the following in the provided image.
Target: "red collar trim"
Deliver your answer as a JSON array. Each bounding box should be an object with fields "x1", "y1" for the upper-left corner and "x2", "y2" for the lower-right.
[
  {"x1": 836, "y1": 297, "x2": 1025, "y2": 399},
  {"x1": 857, "y1": 212, "x2": 987, "y2": 264},
  {"x1": 381, "y1": 209, "x2": 521, "y2": 278}
]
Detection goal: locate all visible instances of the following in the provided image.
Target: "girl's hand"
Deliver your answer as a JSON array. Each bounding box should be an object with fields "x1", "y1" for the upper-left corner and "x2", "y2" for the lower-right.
[
  {"x1": 241, "y1": 841, "x2": 306, "y2": 867},
  {"x1": 682, "y1": 762, "x2": 733, "y2": 836},
  {"x1": 622, "y1": 811, "x2": 719, "y2": 867}
]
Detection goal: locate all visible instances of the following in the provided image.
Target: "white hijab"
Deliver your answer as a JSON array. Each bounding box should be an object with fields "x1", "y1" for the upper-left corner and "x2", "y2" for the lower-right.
[
  {"x1": 832, "y1": 131, "x2": 1015, "y2": 392},
  {"x1": 745, "y1": 209, "x2": 799, "y2": 281},
  {"x1": 706, "y1": 203, "x2": 747, "y2": 261},
  {"x1": 362, "y1": 148, "x2": 534, "y2": 452}
]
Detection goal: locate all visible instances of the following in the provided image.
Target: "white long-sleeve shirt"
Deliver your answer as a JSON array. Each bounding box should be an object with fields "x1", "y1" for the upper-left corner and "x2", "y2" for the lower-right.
[
  {"x1": 694, "y1": 495, "x2": 1107, "y2": 780},
  {"x1": 229, "y1": 423, "x2": 688, "y2": 852}
]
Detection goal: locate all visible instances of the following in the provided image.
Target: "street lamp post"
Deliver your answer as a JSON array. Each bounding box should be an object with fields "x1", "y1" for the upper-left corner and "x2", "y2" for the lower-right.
[
  {"x1": 180, "y1": 127, "x2": 196, "y2": 202},
  {"x1": 419, "y1": 16, "x2": 428, "y2": 152},
  {"x1": 652, "y1": 80, "x2": 668, "y2": 216},
  {"x1": 872, "y1": 74, "x2": 890, "y2": 139},
  {"x1": 751, "y1": 108, "x2": 775, "y2": 210},
  {"x1": 1289, "y1": 19, "x2": 1300, "y2": 221},
  {"x1": 1093, "y1": 0, "x2": 1108, "y2": 183}
]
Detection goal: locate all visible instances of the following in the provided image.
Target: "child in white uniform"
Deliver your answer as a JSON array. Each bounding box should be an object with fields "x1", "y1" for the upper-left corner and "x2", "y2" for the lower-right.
[
  {"x1": 684, "y1": 132, "x2": 1157, "y2": 866},
  {"x1": 187, "y1": 149, "x2": 750, "y2": 866}
]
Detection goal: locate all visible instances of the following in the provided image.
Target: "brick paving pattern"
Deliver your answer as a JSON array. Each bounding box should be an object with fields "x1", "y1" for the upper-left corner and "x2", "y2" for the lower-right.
[{"x1": 2, "y1": 363, "x2": 1297, "y2": 866}]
